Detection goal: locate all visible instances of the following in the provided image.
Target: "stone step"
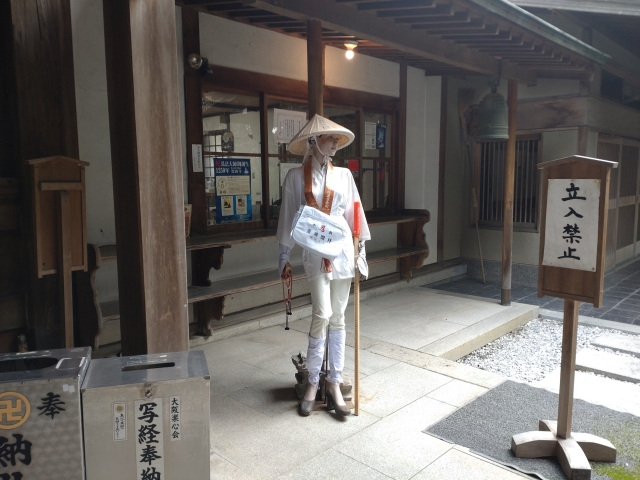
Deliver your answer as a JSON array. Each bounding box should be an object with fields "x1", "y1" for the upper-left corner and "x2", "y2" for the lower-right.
[
  {"x1": 591, "y1": 333, "x2": 640, "y2": 358},
  {"x1": 576, "y1": 349, "x2": 640, "y2": 384}
]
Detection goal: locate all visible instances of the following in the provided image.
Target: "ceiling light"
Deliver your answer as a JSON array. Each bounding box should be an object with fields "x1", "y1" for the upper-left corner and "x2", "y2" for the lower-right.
[{"x1": 344, "y1": 40, "x2": 358, "y2": 60}]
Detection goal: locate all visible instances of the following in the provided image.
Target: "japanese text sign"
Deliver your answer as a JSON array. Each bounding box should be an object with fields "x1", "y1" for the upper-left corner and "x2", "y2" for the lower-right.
[
  {"x1": 215, "y1": 158, "x2": 252, "y2": 223},
  {"x1": 537, "y1": 156, "x2": 617, "y2": 307},
  {"x1": 542, "y1": 179, "x2": 600, "y2": 272}
]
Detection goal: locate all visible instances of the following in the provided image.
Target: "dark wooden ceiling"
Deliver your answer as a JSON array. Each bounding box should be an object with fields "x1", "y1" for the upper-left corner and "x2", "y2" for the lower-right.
[{"x1": 176, "y1": 0, "x2": 603, "y2": 81}]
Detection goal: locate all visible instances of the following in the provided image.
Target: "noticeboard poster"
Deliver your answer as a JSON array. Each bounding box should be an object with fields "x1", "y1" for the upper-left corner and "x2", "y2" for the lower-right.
[{"x1": 215, "y1": 158, "x2": 252, "y2": 223}]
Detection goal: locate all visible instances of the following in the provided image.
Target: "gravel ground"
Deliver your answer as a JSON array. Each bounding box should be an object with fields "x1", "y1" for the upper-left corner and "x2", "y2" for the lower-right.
[{"x1": 458, "y1": 318, "x2": 634, "y2": 383}]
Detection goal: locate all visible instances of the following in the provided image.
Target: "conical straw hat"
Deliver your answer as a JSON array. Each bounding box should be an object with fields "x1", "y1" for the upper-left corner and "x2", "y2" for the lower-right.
[{"x1": 287, "y1": 114, "x2": 355, "y2": 156}]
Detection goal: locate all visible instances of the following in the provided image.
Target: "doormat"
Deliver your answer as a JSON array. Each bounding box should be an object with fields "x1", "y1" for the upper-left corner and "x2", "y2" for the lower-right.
[{"x1": 424, "y1": 380, "x2": 640, "y2": 480}]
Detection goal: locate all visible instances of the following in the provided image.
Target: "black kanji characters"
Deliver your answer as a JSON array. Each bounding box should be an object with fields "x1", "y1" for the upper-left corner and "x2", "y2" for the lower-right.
[
  {"x1": 138, "y1": 425, "x2": 161, "y2": 445},
  {"x1": 562, "y1": 223, "x2": 582, "y2": 244},
  {"x1": 138, "y1": 402, "x2": 159, "y2": 424},
  {"x1": 562, "y1": 182, "x2": 587, "y2": 201},
  {"x1": 140, "y1": 444, "x2": 162, "y2": 465},
  {"x1": 0, "y1": 473, "x2": 23, "y2": 480},
  {"x1": 558, "y1": 247, "x2": 580, "y2": 260},
  {"x1": 37, "y1": 392, "x2": 65, "y2": 419},
  {"x1": 564, "y1": 207, "x2": 584, "y2": 218},
  {"x1": 0, "y1": 435, "x2": 31, "y2": 468},
  {"x1": 141, "y1": 467, "x2": 162, "y2": 480}
]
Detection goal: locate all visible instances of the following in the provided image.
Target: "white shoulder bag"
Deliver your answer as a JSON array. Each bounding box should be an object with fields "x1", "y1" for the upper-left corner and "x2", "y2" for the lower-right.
[{"x1": 290, "y1": 205, "x2": 350, "y2": 260}]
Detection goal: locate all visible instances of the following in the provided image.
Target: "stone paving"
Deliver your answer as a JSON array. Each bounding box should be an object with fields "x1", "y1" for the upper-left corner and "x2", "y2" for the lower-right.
[
  {"x1": 432, "y1": 259, "x2": 640, "y2": 326},
  {"x1": 197, "y1": 287, "x2": 533, "y2": 480}
]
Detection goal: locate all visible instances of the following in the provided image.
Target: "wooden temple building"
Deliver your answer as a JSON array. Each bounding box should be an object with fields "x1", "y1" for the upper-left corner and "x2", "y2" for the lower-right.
[{"x1": 1, "y1": 0, "x2": 639, "y2": 355}]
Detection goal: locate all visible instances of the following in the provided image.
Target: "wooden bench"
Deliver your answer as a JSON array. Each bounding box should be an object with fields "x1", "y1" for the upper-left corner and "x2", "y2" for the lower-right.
[{"x1": 76, "y1": 210, "x2": 429, "y2": 348}]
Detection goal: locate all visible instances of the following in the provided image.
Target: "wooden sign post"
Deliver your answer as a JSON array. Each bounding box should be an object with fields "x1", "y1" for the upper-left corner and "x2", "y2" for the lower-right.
[
  {"x1": 28, "y1": 156, "x2": 89, "y2": 348},
  {"x1": 511, "y1": 155, "x2": 617, "y2": 480}
]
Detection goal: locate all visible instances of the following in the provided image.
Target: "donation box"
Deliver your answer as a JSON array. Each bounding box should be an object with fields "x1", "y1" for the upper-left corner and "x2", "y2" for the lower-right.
[
  {"x1": 0, "y1": 347, "x2": 91, "y2": 480},
  {"x1": 81, "y1": 351, "x2": 210, "y2": 480}
]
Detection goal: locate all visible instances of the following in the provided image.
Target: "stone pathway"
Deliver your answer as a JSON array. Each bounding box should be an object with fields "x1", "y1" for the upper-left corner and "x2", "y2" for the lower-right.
[
  {"x1": 432, "y1": 258, "x2": 640, "y2": 326},
  {"x1": 197, "y1": 286, "x2": 534, "y2": 480}
]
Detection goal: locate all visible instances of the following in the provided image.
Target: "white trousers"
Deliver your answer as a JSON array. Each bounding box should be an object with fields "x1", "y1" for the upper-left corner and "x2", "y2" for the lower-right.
[{"x1": 306, "y1": 276, "x2": 351, "y2": 385}]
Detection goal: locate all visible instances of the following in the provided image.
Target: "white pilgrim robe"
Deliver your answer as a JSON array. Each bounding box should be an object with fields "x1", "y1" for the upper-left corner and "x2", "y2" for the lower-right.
[{"x1": 276, "y1": 156, "x2": 370, "y2": 281}]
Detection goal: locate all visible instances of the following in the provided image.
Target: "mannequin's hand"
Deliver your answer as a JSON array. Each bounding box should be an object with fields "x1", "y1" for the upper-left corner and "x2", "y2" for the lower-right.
[{"x1": 281, "y1": 262, "x2": 293, "y2": 280}]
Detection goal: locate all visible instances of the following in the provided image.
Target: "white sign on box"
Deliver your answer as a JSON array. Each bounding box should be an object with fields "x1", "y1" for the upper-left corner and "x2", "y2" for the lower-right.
[{"x1": 542, "y1": 178, "x2": 600, "y2": 272}]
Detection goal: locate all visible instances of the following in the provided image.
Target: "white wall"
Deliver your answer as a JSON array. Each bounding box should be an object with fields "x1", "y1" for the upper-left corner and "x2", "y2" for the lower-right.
[
  {"x1": 70, "y1": 0, "x2": 114, "y2": 246},
  {"x1": 199, "y1": 13, "x2": 399, "y2": 97},
  {"x1": 405, "y1": 68, "x2": 441, "y2": 265}
]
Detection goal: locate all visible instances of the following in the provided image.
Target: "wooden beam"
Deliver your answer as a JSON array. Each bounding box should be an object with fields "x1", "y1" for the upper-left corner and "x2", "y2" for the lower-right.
[
  {"x1": 307, "y1": 20, "x2": 324, "y2": 118},
  {"x1": 242, "y1": 0, "x2": 537, "y2": 84},
  {"x1": 103, "y1": 0, "x2": 189, "y2": 355},
  {"x1": 501, "y1": 79, "x2": 518, "y2": 306},
  {"x1": 41, "y1": 182, "x2": 83, "y2": 191},
  {"x1": 56, "y1": 190, "x2": 73, "y2": 348},
  {"x1": 398, "y1": 63, "x2": 407, "y2": 212},
  {"x1": 357, "y1": 0, "x2": 436, "y2": 10},
  {"x1": 437, "y1": 77, "x2": 448, "y2": 262},
  {"x1": 377, "y1": 5, "x2": 452, "y2": 17},
  {"x1": 396, "y1": 12, "x2": 469, "y2": 24},
  {"x1": 557, "y1": 299, "x2": 579, "y2": 438},
  {"x1": 183, "y1": 8, "x2": 207, "y2": 235},
  {"x1": 510, "y1": 0, "x2": 640, "y2": 17}
]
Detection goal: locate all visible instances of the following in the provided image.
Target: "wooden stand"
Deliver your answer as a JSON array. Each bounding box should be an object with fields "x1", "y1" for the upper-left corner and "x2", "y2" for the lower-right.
[
  {"x1": 28, "y1": 156, "x2": 89, "y2": 348},
  {"x1": 511, "y1": 300, "x2": 616, "y2": 480}
]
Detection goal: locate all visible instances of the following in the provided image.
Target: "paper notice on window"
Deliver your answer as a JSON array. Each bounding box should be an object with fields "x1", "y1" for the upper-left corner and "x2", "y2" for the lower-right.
[
  {"x1": 273, "y1": 108, "x2": 307, "y2": 144},
  {"x1": 221, "y1": 196, "x2": 234, "y2": 216},
  {"x1": 192, "y1": 144, "x2": 203, "y2": 172},
  {"x1": 542, "y1": 178, "x2": 600, "y2": 272},
  {"x1": 216, "y1": 176, "x2": 250, "y2": 196},
  {"x1": 236, "y1": 195, "x2": 248, "y2": 215},
  {"x1": 365, "y1": 122, "x2": 377, "y2": 150}
]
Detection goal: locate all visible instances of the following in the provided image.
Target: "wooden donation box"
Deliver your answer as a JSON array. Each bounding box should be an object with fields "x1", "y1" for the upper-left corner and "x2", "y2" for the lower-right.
[
  {"x1": 511, "y1": 155, "x2": 617, "y2": 480},
  {"x1": 28, "y1": 156, "x2": 89, "y2": 348}
]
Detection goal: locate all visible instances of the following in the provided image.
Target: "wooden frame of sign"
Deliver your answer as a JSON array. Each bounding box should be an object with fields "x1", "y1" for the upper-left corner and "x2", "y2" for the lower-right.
[
  {"x1": 512, "y1": 155, "x2": 618, "y2": 480},
  {"x1": 537, "y1": 155, "x2": 617, "y2": 307}
]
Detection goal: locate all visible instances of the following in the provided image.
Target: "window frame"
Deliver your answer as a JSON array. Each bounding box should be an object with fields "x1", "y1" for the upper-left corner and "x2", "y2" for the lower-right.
[
  {"x1": 471, "y1": 134, "x2": 543, "y2": 233},
  {"x1": 191, "y1": 68, "x2": 401, "y2": 235}
]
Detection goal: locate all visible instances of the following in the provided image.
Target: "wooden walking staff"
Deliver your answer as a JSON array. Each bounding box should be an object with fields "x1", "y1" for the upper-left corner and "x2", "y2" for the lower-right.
[
  {"x1": 511, "y1": 156, "x2": 617, "y2": 480},
  {"x1": 353, "y1": 201, "x2": 361, "y2": 416}
]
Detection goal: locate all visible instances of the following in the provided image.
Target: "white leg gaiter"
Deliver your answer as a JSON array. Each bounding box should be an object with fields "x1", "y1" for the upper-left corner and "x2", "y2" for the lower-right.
[
  {"x1": 306, "y1": 335, "x2": 325, "y2": 386},
  {"x1": 327, "y1": 329, "x2": 346, "y2": 385}
]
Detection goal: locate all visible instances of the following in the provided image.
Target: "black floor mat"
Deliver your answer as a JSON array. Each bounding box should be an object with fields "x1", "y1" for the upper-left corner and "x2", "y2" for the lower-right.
[{"x1": 424, "y1": 380, "x2": 640, "y2": 480}]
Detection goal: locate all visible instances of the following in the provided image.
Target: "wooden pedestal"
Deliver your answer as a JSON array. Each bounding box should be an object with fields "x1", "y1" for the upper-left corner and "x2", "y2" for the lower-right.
[
  {"x1": 512, "y1": 420, "x2": 616, "y2": 480},
  {"x1": 511, "y1": 300, "x2": 616, "y2": 480}
]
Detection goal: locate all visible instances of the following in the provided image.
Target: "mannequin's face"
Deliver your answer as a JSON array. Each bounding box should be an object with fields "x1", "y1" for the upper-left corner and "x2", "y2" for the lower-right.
[{"x1": 315, "y1": 135, "x2": 340, "y2": 157}]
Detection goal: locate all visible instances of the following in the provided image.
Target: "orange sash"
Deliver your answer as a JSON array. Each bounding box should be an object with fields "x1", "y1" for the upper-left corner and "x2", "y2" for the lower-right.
[{"x1": 304, "y1": 158, "x2": 335, "y2": 272}]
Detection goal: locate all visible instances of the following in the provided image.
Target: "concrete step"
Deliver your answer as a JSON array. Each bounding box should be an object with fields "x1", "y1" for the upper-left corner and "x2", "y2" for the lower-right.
[
  {"x1": 591, "y1": 333, "x2": 640, "y2": 358},
  {"x1": 576, "y1": 349, "x2": 640, "y2": 384},
  {"x1": 419, "y1": 302, "x2": 538, "y2": 361}
]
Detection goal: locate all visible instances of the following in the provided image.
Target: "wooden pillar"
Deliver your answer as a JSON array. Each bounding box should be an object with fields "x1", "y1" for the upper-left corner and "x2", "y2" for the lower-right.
[
  {"x1": 398, "y1": 63, "x2": 408, "y2": 212},
  {"x1": 3, "y1": 0, "x2": 80, "y2": 349},
  {"x1": 501, "y1": 79, "x2": 518, "y2": 306},
  {"x1": 307, "y1": 20, "x2": 324, "y2": 118},
  {"x1": 182, "y1": 8, "x2": 207, "y2": 235},
  {"x1": 103, "y1": 0, "x2": 189, "y2": 355},
  {"x1": 557, "y1": 299, "x2": 579, "y2": 439},
  {"x1": 437, "y1": 77, "x2": 448, "y2": 262},
  {"x1": 577, "y1": 127, "x2": 589, "y2": 156}
]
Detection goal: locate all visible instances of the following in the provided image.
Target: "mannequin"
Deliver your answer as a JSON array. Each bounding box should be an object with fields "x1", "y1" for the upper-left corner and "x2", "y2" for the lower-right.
[{"x1": 276, "y1": 115, "x2": 370, "y2": 416}]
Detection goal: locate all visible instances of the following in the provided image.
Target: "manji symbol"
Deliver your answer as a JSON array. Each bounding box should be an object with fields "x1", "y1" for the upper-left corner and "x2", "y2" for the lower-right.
[{"x1": 0, "y1": 393, "x2": 30, "y2": 430}]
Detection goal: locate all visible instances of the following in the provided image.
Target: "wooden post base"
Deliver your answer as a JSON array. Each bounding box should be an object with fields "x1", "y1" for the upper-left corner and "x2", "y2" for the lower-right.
[{"x1": 511, "y1": 420, "x2": 616, "y2": 480}]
